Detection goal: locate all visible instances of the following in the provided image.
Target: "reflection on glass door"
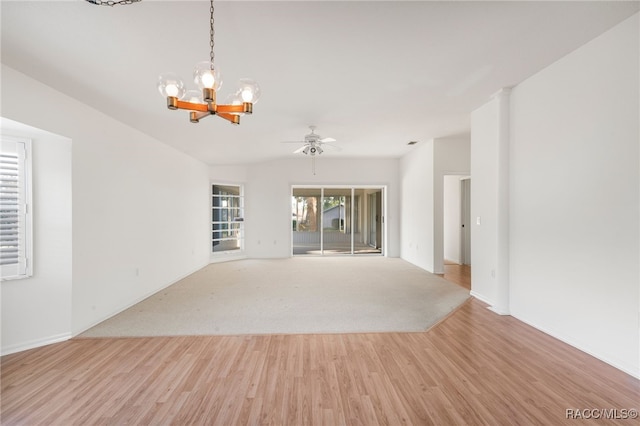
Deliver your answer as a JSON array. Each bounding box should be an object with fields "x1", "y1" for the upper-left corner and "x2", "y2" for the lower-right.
[
  {"x1": 291, "y1": 188, "x2": 322, "y2": 254},
  {"x1": 292, "y1": 186, "x2": 383, "y2": 256},
  {"x1": 369, "y1": 192, "x2": 377, "y2": 248},
  {"x1": 368, "y1": 190, "x2": 382, "y2": 250},
  {"x1": 322, "y1": 188, "x2": 352, "y2": 254}
]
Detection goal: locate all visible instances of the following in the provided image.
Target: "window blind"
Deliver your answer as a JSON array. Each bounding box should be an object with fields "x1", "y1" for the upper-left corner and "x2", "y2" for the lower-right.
[{"x1": 1, "y1": 137, "x2": 31, "y2": 280}]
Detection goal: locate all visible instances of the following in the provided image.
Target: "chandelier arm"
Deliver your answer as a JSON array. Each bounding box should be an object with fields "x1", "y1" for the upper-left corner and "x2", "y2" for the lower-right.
[
  {"x1": 217, "y1": 103, "x2": 253, "y2": 114},
  {"x1": 170, "y1": 100, "x2": 211, "y2": 112},
  {"x1": 189, "y1": 111, "x2": 211, "y2": 123},
  {"x1": 217, "y1": 112, "x2": 241, "y2": 125},
  {"x1": 85, "y1": 0, "x2": 140, "y2": 5}
]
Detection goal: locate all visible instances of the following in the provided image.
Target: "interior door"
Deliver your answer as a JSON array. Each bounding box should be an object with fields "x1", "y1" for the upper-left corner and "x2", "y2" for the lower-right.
[{"x1": 461, "y1": 178, "x2": 471, "y2": 265}]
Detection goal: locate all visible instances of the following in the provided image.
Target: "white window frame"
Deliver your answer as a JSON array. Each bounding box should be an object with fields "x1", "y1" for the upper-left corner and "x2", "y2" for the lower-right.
[
  {"x1": 1, "y1": 136, "x2": 33, "y2": 281},
  {"x1": 211, "y1": 183, "x2": 244, "y2": 255}
]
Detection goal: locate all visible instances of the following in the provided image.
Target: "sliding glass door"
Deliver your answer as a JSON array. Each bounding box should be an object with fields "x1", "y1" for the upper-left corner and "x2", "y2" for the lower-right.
[
  {"x1": 292, "y1": 186, "x2": 383, "y2": 256},
  {"x1": 321, "y1": 188, "x2": 353, "y2": 254},
  {"x1": 291, "y1": 188, "x2": 322, "y2": 255}
]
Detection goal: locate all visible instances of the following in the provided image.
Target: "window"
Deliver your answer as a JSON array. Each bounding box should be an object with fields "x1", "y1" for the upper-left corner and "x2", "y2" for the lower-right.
[
  {"x1": 212, "y1": 184, "x2": 244, "y2": 253},
  {"x1": 1, "y1": 136, "x2": 32, "y2": 280}
]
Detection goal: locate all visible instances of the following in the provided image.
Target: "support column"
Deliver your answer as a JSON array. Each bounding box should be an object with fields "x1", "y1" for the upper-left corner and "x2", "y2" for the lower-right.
[
  {"x1": 491, "y1": 88, "x2": 511, "y2": 315},
  {"x1": 469, "y1": 87, "x2": 511, "y2": 315}
]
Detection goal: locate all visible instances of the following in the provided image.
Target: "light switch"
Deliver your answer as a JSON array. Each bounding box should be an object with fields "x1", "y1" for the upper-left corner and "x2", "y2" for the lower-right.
[{"x1": 476, "y1": 216, "x2": 481, "y2": 225}]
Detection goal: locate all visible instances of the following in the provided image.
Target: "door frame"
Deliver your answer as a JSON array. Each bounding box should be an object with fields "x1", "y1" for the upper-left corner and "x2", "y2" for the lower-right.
[{"x1": 291, "y1": 185, "x2": 387, "y2": 256}]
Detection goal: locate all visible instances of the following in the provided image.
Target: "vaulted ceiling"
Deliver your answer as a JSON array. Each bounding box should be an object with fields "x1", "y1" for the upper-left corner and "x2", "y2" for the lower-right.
[{"x1": 2, "y1": 1, "x2": 638, "y2": 165}]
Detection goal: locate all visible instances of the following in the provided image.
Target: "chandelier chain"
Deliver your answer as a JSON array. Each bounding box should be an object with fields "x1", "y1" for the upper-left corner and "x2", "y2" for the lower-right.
[
  {"x1": 85, "y1": 0, "x2": 141, "y2": 6},
  {"x1": 210, "y1": 0, "x2": 215, "y2": 70}
]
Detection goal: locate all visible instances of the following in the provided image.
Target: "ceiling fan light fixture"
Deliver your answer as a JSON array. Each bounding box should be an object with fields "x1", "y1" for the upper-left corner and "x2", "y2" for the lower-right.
[{"x1": 284, "y1": 126, "x2": 337, "y2": 174}]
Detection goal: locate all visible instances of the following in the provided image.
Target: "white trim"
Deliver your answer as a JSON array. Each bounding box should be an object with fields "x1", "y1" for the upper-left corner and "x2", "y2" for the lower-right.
[
  {"x1": 1, "y1": 332, "x2": 72, "y2": 356},
  {"x1": 488, "y1": 305, "x2": 511, "y2": 316},
  {"x1": 470, "y1": 292, "x2": 510, "y2": 315},
  {"x1": 512, "y1": 312, "x2": 639, "y2": 379},
  {"x1": 469, "y1": 290, "x2": 494, "y2": 306},
  {"x1": 210, "y1": 182, "x2": 245, "y2": 256},
  {"x1": 209, "y1": 253, "x2": 248, "y2": 263},
  {"x1": 0, "y1": 135, "x2": 33, "y2": 281}
]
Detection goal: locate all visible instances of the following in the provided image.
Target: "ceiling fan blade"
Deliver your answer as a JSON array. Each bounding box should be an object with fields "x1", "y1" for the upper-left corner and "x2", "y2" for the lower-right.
[
  {"x1": 293, "y1": 145, "x2": 307, "y2": 154},
  {"x1": 322, "y1": 142, "x2": 342, "y2": 151},
  {"x1": 282, "y1": 140, "x2": 305, "y2": 144},
  {"x1": 319, "y1": 137, "x2": 336, "y2": 143}
]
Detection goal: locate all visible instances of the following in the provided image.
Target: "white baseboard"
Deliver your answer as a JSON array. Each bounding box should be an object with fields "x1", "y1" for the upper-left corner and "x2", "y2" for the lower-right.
[
  {"x1": 512, "y1": 312, "x2": 639, "y2": 380},
  {"x1": 470, "y1": 290, "x2": 494, "y2": 306},
  {"x1": 209, "y1": 253, "x2": 248, "y2": 263},
  {"x1": 470, "y1": 291, "x2": 510, "y2": 315},
  {"x1": 487, "y1": 305, "x2": 511, "y2": 315},
  {"x1": 1, "y1": 332, "x2": 72, "y2": 356}
]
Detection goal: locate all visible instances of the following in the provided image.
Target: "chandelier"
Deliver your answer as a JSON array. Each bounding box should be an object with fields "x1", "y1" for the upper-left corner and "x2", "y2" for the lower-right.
[
  {"x1": 86, "y1": 0, "x2": 141, "y2": 5},
  {"x1": 156, "y1": 0, "x2": 260, "y2": 124}
]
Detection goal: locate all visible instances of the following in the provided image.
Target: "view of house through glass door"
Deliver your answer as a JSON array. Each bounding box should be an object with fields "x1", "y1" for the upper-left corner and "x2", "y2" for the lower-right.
[{"x1": 292, "y1": 186, "x2": 384, "y2": 255}]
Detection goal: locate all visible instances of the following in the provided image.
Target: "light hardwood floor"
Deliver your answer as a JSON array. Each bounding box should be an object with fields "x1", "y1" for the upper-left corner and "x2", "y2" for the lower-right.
[
  {"x1": 2, "y1": 298, "x2": 638, "y2": 425},
  {"x1": 439, "y1": 261, "x2": 471, "y2": 290}
]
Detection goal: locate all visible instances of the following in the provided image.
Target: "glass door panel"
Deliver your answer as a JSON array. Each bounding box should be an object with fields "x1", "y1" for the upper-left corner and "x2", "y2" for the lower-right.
[
  {"x1": 322, "y1": 188, "x2": 352, "y2": 254},
  {"x1": 292, "y1": 188, "x2": 322, "y2": 255},
  {"x1": 363, "y1": 189, "x2": 382, "y2": 254}
]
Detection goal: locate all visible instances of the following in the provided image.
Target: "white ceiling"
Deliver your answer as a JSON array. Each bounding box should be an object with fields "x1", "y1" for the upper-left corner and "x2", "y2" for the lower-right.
[{"x1": 2, "y1": 1, "x2": 638, "y2": 165}]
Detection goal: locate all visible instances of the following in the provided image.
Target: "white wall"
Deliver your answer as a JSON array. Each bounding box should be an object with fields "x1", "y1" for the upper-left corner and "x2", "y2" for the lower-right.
[
  {"x1": 400, "y1": 136, "x2": 470, "y2": 273},
  {"x1": 443, "y1": 175, "x2": 462, "y2": 263},
  {"x1": 209, "y1": 164, "x2": 248, "y2": 184},
  {"x1": 210, "y1": 157, "x2": 400, "y2": 259},
  {"x1": 433, "y1": 136, "x2": 471, "y2": 274},
  {"x1": 509, "y1": 14, "x2": 639, "y2": 376},
  {"x1": 1, "y1": 118, "x2": 72, "y2": 354},
  {"x1": 1, "y1": 65, "x2": 211, "y2": 350},
  {"x1": 400, "y1": 141, "x2": 435, "y2": 271},
  {"x1": 470, "y1": 94, "x2": 508, "y2": 309}
]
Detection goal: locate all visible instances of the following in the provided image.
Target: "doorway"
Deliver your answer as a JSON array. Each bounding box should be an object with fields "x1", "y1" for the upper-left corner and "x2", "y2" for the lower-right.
[{"x1": 442, "y1": 176, "x2": 471, "y2": 289}]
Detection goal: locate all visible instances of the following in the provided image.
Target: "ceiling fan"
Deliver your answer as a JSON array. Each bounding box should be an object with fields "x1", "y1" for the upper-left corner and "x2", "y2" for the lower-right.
[
  {"x1": 283, "y1": 125, "x2": 339, "y2": 156},
  {"x1": 283, "y1": 126, "x2": 339, "y2": 174}
]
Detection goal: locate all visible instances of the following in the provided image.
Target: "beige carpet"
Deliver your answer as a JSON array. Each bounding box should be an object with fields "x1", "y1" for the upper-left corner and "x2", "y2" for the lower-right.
[{"x1": 80, "y1": 257, "x2": 470, "y2": 337}]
